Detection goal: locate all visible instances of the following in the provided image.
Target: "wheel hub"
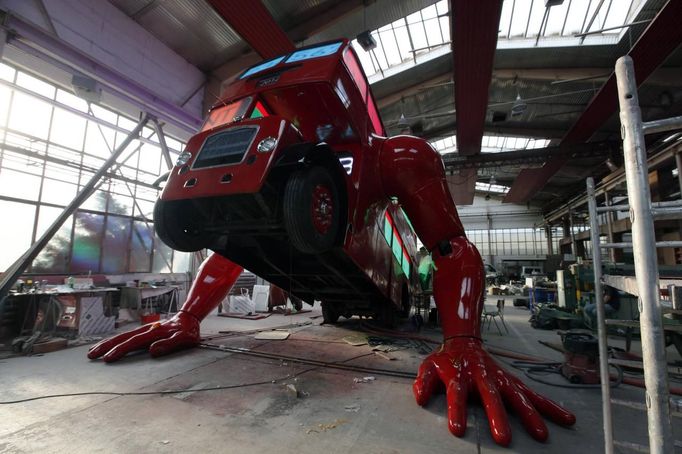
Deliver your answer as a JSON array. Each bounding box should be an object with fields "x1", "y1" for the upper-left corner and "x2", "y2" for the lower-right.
[{"x1": 312, "y1": 184, "x2": 334, "y2": 234}]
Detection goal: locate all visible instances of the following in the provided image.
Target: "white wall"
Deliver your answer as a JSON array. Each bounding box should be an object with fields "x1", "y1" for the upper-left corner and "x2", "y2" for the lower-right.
[{"x1": 0, "y1": 0, "x2": 206, "y2": 139}]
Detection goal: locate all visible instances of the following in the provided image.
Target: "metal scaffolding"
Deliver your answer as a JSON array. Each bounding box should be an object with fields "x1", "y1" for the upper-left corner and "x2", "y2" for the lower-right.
[{"x1": 585, "y1": 55, "x2": 682, "y2": 454}]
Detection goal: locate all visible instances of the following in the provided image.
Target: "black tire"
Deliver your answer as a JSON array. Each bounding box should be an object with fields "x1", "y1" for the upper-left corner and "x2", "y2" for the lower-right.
[
  {"x1": 283, "y1": 166, "x2": 341, "y2": 254},
  {"x1": 154, "y1": 200, "x2": 211, "y2": 252},
  {"x1": 321, "y1": 302, "x2": 340, "y2": 324}
]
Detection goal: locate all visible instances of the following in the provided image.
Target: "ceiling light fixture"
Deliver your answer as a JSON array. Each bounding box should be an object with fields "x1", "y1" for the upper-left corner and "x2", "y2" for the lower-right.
[
  {"x1": 356, "y1": 31, "x2": 377, "y2": 51},
  {"x1": 510, "y1": 92, "x2": 527, "y2": 117}
]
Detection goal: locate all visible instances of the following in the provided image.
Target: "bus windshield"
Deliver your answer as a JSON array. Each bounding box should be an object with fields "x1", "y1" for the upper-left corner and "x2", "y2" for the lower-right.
[{"x1": 201, "y1": 97, "x2": 252, "y2": 131}]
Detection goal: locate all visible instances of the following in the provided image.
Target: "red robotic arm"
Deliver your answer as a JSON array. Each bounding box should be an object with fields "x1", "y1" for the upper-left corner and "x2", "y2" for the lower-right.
[{"x1": 379, "y1": 136, "x2": 575, "y2": 445}]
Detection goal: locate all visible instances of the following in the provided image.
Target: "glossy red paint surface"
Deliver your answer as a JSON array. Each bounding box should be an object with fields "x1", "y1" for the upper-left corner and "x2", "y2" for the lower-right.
[
  {"x1": 87, "y1": 254, "x2": 242, "y2": 362},
  {"x1": 160, "y1": 40, "x2": 409, "y2": 307},
  {"x1": 413, "y1": 337, "x2": 576, "y2": 446},
  {"x1": 379, "y1": 135, "x2": 465, "y2": 250},
  {"x1": 162, "y1": 116, "x2": 299, "y2": 200},
  {"x1": 92, "y1": 38, "x2": 576, "y2": 447},
  {"x1": 432, "y1": 237, "x2": 484, "y2": 338}
]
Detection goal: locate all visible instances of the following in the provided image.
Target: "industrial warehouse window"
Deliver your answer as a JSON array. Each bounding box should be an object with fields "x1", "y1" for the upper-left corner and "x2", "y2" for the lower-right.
[
  {"x1": 0, "y1": 62, "x2": 191, "y2": 275},
  {"x1": 466, "y1": 228, "x2": 554, "y2": 257}
]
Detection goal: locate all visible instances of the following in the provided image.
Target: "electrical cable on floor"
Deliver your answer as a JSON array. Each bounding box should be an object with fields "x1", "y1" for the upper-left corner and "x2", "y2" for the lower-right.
[
  {"x1": 510, "y1": 360, "x2": 624, "y2": 389},
  {"x1": 0, "y1": 351, "x2": 377, "y2": 405},
  {"x1": 199, "y1": 343, "x2": 417, "y2": 379}
]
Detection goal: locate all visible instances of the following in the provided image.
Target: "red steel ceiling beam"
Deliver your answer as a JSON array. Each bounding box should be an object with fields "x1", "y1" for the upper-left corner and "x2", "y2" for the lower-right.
[
  {"x1": 504, "y1": 0, "x2": 682, "y2": 204},
  {"x1": 449, "y1": 0, "x2": 503, "y2": 205},
  {"x1": 206, "y1": 0, "x2": 296, "y2": 59},
  {"x1": 451, "y1": 0, "x2": 503, "y2": 156}
]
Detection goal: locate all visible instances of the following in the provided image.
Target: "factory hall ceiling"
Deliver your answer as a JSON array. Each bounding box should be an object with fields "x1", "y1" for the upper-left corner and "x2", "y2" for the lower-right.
[{"x1": 109, "y1": 0, "x2": 682, "y2": 210}]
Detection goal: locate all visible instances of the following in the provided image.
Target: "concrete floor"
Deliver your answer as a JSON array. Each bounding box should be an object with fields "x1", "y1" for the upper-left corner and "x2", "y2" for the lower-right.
[{"x1": 1, "y1": 302, "x2": 681, "y2": 453}]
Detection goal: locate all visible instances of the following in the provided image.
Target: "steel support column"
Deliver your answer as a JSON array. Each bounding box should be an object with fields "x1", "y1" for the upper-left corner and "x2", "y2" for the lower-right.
[
  {"x1": 0, "y1": 115, "x2": 150, "y2": 305},
  {"x1": 586, "y1": 177, "x2": 613, "y2": 454},
  {"x1": 150, "y1": 118, "x2": 174, "y2": 170},
  {"x1": 616, "y1": 56, "x2": 673, "y2": 454}
]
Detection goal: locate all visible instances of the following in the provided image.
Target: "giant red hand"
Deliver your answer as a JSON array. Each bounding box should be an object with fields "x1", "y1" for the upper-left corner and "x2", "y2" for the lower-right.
[
  {"x1": 87, "y1": 311, "x2": 200, "y2": 362},
  {"x1": 413, "y1": 337, "x2": 576, "y2": 446},
  {"x1": 87, "y1": 254, "x2": 243, "y2": 363}
]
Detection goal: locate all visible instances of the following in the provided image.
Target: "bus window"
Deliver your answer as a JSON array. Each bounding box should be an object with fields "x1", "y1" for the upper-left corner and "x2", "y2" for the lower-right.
[
  {"x1": 382, "y1": 211, "x2": 412, "y2": 277},
  {"x1": 202, "y1": 97, "x2": 252, "y2": 131},
  {"x1": 343, "y1": 49, "x2": 385, "y2": 136}
]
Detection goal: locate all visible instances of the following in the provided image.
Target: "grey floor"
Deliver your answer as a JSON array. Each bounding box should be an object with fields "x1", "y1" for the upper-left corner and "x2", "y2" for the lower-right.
[{"x1": 1, "y1": 302, "x2": 680, "y2": 453}]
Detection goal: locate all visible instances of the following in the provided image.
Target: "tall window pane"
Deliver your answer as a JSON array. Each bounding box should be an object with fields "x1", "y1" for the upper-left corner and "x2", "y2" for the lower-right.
[
  {"x1": 32, "y1": 208, "x2": 72, "y2": 273},
  {"x1": 71, "y1": 211, "x2": 105, "y2": 273},
  {"x1": 129, "y1": 221, "x2": 153, "y2": 272},
  {"x1": 102, "y1": 215, "x2": 131, "y2": 274},
  {"x1": 0, "y1": 200, "x2": 35, "y2": 271}
]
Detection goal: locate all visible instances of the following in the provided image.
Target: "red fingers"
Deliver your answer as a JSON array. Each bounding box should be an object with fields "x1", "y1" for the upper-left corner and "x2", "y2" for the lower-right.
[
  {"x1": 101, "y1": 326, "x2": 173, "y2": 363},
  {"x1": 474, "y1": 368, "x2": 512, "y2": 447},
  {"x1": 87, "y1": 324, "x2": 151, "y2": 359},
  {"x1": 446, "y1": 373, "x2": 469, "y2": 437},
  {"x1": 413, "y1": 359, "x2": 440, "y2": 406},
  {"x1": 149, "y1": 331, "x2": 199, "y2": 357},
  {"x1": 509, "y1": 374, "x2": 576, "y2": 427},
  {"x1": 494, "y1": 369, "x2": 548, "y2": 442}
]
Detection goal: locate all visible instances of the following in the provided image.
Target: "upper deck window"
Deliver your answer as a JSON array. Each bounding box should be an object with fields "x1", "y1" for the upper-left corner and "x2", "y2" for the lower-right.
[
  {"x1": 240, "y1": 57, "x2": 285, "y2": 80},
  {"x1": 285, "y1": 42, "x2": 343, "y2": 64},
  {"x1": 239, "y1": 41, "x2": 344, "y2": 80}
]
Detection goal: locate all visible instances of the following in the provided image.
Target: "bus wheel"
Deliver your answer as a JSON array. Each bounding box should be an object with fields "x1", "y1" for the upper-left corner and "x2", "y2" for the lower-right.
[
  {"x1": 154, "y1": 199, "x2": 211, "y2": 252},
  {"x1": 283, "y1": 166, "x2": 341, "y2": 254},
  {"x1": 321, "y1": 302, "x2": 340, "y2": 324}
]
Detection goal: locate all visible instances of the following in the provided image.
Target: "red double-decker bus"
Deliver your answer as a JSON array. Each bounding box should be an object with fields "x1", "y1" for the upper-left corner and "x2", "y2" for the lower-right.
[{"x1": 155, "y1": 39, "x2": 419, "y2": 325}]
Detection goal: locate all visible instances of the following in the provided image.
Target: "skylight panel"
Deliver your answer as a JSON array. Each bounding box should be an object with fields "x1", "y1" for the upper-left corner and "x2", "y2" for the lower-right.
[
  {"x1": 601, "y1": 1, "x2": 630, "y2": 32},
  {"x1": 499, "y1": 1, "x2": 513, "y2": 38},
  {"x1": 526, "y1": 1, "x2": 547, "y2": 37},
  {"x1": 352, "y1": 1, "x2": 452, "y2": 81},
  {"x1": 544, "y1": 1, "x2": 570, "y2": 36},
  {"x1": 498, "y1": 0, "x2": 636, "y2": 44},
  {"x1": 563, "y1": 1, "x2": 589, "y2": 35},
  {"x1": 508, "y1": 0, "x2": 533, "y2": 38},
  {"x1": 476, "y1": 182, "x2": 510, "y2": 194},
  {"x1": 407, "y1": 17, "x2": 429, "y2": 51},
  {"x1": 432, "y1": 134, "x2": 550, "y2": 155},
  {"x1": 392, "y1": 20, "x2": 414, "y2": 61},
  {"x1": 378, "y1": 28, "x2": 402, "y2": 66}
]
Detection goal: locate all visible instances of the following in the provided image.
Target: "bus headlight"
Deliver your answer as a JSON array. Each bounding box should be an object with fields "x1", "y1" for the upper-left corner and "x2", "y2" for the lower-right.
[{"x1": 257, "y1": 137, "x2": 277, "y2": 153}]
